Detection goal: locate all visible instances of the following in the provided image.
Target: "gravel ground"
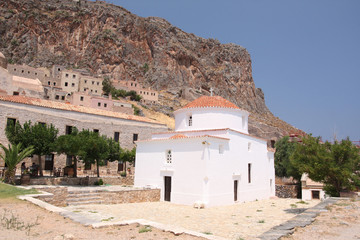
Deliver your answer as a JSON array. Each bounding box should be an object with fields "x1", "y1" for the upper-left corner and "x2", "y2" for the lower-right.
[
  {"x1": 0, "y1": 199, "x2": 204, "y2": 240},
  {"x1": 64, "y1": 198, "x2": 319, "y2": 240},
  {"x1": 281, "y1": 199, "x2": 360, "y2": 240}
]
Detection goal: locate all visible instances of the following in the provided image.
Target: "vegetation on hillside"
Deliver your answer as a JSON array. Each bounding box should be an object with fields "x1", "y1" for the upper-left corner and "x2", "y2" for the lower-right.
[{"x1": 102, "y1": 78, "x2": 142, "y2": 101}]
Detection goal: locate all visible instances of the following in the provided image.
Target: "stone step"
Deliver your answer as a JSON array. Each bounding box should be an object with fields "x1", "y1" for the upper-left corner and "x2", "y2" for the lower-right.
[
  {"x1": 67, "y1": 192, "x2": 101, "y2": 197},
  {"x1": 66, "y1": 196, "x2": 102, "y2": 202},
  {"x1": 67, "y1": 200, "x2": 104, "y2": 206}
]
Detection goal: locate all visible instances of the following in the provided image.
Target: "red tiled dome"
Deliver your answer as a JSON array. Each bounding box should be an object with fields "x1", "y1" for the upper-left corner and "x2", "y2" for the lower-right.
[
  {"x1": 169, "y1": 134, "x2": 188, "y2": 139},
  {"x1": 182, "y1": 96, "x2": 240, "y2": 110}
]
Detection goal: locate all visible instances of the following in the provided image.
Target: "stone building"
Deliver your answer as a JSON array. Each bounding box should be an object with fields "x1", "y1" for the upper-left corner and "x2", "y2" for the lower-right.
[
  {"x1": 7, "y1": 64, "x2": 50, "y2": 83},
  {"x1": 78, "y1": 75, "x2": 103, "y2": 96},
  {"x1": 0, "y1": 95, "x2": 167, "y2": 175},
  {"x1": 70, "y1": 91, "x2": 133, "y2": 115},
  {"x1": 61, "y1": 69, "x2": 81, "y2": 93},
  {"x1": 0, "y1": 54, "x2": 45, "y2": 99}
]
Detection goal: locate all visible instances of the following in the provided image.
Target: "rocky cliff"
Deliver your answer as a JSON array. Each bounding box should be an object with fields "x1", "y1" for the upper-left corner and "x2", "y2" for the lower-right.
[{"x1": 0, "y1": 0, "x2": 304, "y2": 141}]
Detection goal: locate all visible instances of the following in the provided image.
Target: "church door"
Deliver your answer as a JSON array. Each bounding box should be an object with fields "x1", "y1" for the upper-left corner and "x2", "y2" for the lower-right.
[
  {"x1": 164, "y1": 176, "x2": 171, "y2": 202},
  {"x1": 234, "y1": 180, "x2": 238, "y2": 201}
]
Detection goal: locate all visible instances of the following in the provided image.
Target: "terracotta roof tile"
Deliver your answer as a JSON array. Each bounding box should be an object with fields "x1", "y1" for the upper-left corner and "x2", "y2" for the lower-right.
[
  {"x1": 181, "y1": 96, "x2": 240, "y2": 110},
  {"x1": 169, "y1": 134, "x2": 188, "y2": 139},
  {"x1": 137, "y1": 134, "x2": 230, "y2": 143},
  {"x1": 0, "y1": 95, "x2": 163, "y2": 125}
]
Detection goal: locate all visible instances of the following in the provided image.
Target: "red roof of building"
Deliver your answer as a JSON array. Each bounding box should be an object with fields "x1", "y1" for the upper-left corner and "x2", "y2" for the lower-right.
[
  {"x1": 169, "y1": 134, "x2": 188, "y2": 139},
  {"x1": 181, "y1": 96, "x2": 240, "y2": 110},
  {"x1": 0, "y1": 95, "x2": 163, "y2": 125}
]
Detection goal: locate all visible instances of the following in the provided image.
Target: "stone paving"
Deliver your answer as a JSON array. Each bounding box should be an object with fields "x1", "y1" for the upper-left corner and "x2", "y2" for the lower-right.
[{"x1": 64, "y1": 198, "x2": 320, "y2": 240}]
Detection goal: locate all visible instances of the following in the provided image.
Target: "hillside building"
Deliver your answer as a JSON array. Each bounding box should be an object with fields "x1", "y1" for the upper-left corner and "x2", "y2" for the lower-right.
[
  {"x1": 70, "y1": 91, "x2": 133, "y2": 115},
  {"x1": 61, "y1": 69, "x2": 81, "y2": 93},
  {"x1": 134, "y1": 96, "x2": 275, "y2": 207},
  {"x1": 78, "y1": 75, "x2": 103, "y2": 96}
]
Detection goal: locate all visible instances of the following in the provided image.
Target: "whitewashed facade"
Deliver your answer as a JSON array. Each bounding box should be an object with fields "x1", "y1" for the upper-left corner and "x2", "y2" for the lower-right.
[{"x1": 134, "y1": 96, "x2": 275, "y2": 207}]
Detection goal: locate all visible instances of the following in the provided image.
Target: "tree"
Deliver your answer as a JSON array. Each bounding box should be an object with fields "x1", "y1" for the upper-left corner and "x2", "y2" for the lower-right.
[
  {"x1": 274, "y1": 136, "x2": 300, "y2": 179},
  {"x1": 106, "y1": 138, "x2": 121, "y2": 162},
  {"x1": 78, "y1": 130, "x2": 109, "y2": 177},
  {"x1": 55, "y1": 128, "x2": 82, "y2": 177},
  {"x1": 6, "y1": 121, "x2": 58, "y2": 176},
  {"x1": 0, "y1": 143, "x2": 34, "y2": 184},
  {"x1": 102, "y1": 76, "x2": 112, "y2": 95},
  {"x1": 120, "y1": 147, "x2": 136, "y2": 172},
  {"x1": 291, "y1": 135, "x2": 360, "y2": 196}
]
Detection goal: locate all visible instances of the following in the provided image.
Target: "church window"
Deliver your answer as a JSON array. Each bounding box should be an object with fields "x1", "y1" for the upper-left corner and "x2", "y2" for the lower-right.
[
  {"x1": 248, "y1": 163, "x2": 252, "y2": 183},
  {"x1": 71, "y1": 83, "x2": 75, "y2": 87},
  {"x1": 92, "y1": 81, "x2": 95, "y2": 85},
  {"x1": 72, "y1": 74, "x2": 76, "y2": 78},
  {"x1": 55, "y1": 95, "x2": 59, "y2": 100},
  {"x1": 98, "y1": 102, "x2": 101, "y2": 107},
  {"x1": 97, "y1": 82, "x2": 100, "y2": 85},
  {"x1": 61, "y1": 96, "x2": 65, "y2": 100},
  {"x1": 53, "y1": 82, "x2": 56, "y2": 86},
  {"x1": 65, "y1": 73, "x2": 69, "y2": 78},
  {"x1": 104, "y1": 103, "x2": 107, "y2": 107},
  {"x1": 166, "y1": 150, "x2": 172, "y2": 164},
  {"x1": 219, "y1": 145, "x2": 224, "y2": 154},
  {"x1": 64, "y1": 82, "x2": 68, "y2": 87},
  {"x1": 80, "y1": 96, "x2": 84, "y2": 101},
  {"x1": 84, "y1": 80, "x2": 87, "y2": 84},
  {"x1": 188, "y1": 115, "x2": 192, "y2": 126},
  {"x1": 48, "y1": 81, "x2": 51, "y2": 85}
]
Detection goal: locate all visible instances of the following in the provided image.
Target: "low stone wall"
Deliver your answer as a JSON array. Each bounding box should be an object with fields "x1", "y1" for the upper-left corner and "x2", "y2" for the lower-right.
[
  {"x1": 101, "y1": 189, "x2": 160, "y2": 204},
  {"x1": 35, "y1": 187, "x2": 68, "y2": 207},
  {"x1": 28, "y1": 176, "x2": 133, "y2": 186},
  {"x1": 276, "y1": 184, "x2": 299, "y2": 198}
]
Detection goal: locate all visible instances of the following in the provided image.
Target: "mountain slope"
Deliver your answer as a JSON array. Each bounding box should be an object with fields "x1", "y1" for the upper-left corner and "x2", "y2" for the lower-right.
[{"x1": 0, "y1": 0, "x2": 304, "y2": 141}]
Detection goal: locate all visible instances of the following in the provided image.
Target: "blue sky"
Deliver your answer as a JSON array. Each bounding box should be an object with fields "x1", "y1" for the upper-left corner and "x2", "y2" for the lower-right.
[{"x1": 109, "y1": 0, "x2": 360, "y2": 142}]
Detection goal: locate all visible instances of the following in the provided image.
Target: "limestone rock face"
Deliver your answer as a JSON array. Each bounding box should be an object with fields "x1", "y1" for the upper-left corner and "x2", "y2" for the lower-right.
[{"x1": 0, "y1": 0, "x2": 303, "y2": 140}]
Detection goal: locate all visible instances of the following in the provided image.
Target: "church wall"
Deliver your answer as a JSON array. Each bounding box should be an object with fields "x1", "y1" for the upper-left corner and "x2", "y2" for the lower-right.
[
  {"x1": 135, "y1": 138, "x2": 207, "y2": 205},
  {"x1": 205, "y1": 132, "x2": 274, "y2": 206},
  {"x1": 174, "y1": 108, "x2": 249, "y2": 133}
]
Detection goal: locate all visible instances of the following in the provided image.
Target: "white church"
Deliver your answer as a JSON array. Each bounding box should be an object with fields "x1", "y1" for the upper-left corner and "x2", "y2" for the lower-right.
[{"x1": 134, "y1": 95, "x2": 275, "y2": 207}]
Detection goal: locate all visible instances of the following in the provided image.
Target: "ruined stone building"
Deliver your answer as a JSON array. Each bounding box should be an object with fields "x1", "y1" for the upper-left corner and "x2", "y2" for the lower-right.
[{"x1": 113, "y1": 80, "x2": 159, "y2": 104}]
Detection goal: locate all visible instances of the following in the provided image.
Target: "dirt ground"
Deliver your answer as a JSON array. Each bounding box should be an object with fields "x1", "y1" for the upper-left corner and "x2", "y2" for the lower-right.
[
  {"x1": 282, "y1": 199, "x2": 360, "y2": 240},
  {"x1": 0, "y1": 199, "x2": 204, "y2": 240},
  {"x1": 1, "y1": 198, "x2": 360, "y2": 240}
]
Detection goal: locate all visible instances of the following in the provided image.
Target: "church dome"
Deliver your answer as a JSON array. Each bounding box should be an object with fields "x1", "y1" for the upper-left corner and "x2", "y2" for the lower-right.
[
  {"x1": 182, "y1": 96, "x2": 240, "y2": 110},
  {"x1": 175, "y1": 95, "x2": 249, "y2": 134}
]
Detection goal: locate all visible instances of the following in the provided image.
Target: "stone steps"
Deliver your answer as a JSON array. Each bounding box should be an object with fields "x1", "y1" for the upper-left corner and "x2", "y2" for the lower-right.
[{"x1": 66, "y1": 191, "x2": 104, "y2": 206}]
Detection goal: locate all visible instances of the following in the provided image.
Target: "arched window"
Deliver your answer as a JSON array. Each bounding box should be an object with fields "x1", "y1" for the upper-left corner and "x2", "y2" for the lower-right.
[
  {"x1": 188, "y1": 115, "x2": 192, "y2": 126},
  {"x1": 166, "y1": 150, "x2": 172, "y2": 164}
]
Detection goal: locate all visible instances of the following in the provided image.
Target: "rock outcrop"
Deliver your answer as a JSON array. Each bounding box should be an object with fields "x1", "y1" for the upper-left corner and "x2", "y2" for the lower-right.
[{"x1": 0, "y1": 0, "x2": 304, "y2": 141}]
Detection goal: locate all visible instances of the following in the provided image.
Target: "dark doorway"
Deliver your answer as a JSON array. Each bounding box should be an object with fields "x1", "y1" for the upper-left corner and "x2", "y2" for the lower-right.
[
  {"x1": 234, "y1": 180, "x2": 238, "y2": 201},
  {"x1": 118, "y1": 162, "x2": 124, "y2": 172},
  {"x1": 164, "y1": 176, "x2": 172, "y2": 202},
  {"x1": 312, "y1": 190, "x2": 320, "y2": 199},
  {"x1": 44, "y1": 154, "x2": 54, "y2": 170}
]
